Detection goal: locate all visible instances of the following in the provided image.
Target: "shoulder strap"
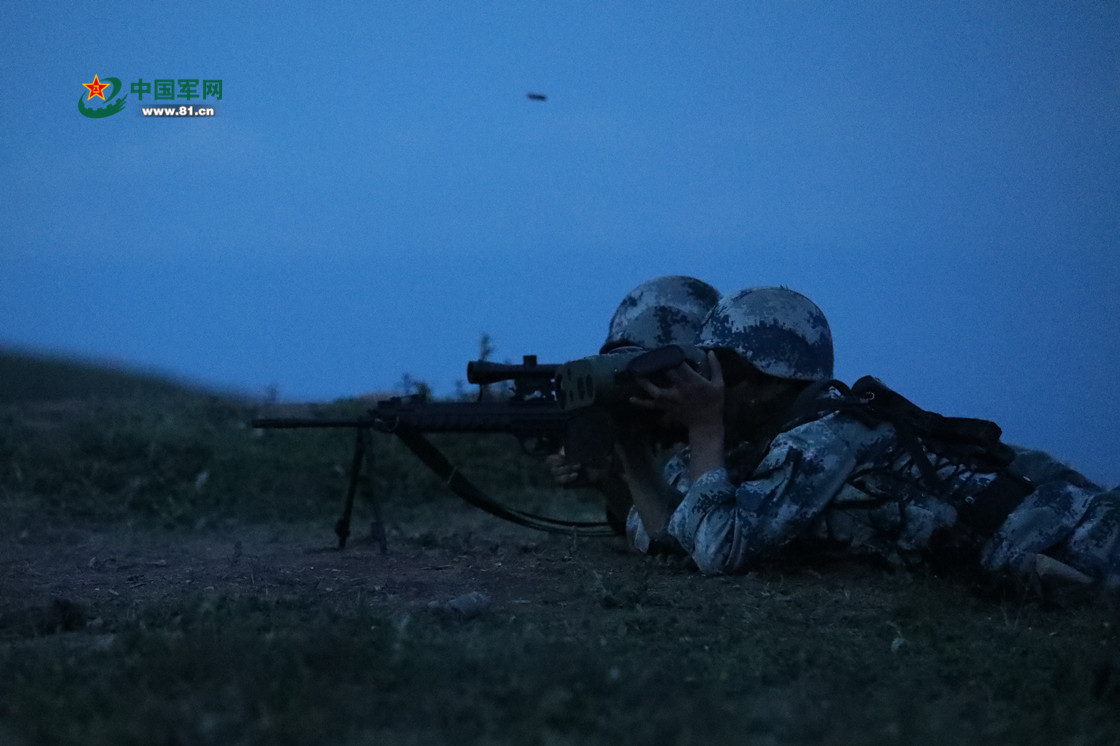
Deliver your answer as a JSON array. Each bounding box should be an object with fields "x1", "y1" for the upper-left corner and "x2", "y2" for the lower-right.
[
  {"x1": 773, "y1": 376, "x2": 1015, "y2": 483},
  {"x1": 772, "y1": 376, "x2": 1034, "y2": 535},
  {"x1": 773, "y1": 378, "x2": 876, "y2": 433},
  {"x1": 851, "y1": 376, "x2": 1015, "y2": 468}
]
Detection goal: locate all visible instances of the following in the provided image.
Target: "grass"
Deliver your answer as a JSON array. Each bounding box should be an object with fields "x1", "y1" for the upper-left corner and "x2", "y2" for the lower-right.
[
  {"x1": 0, "y1": 347, "x2": 560, "y2": 528},
  {"x1": 3, "y1": 564, "x2": 1116, "y2": 745},
  {"x1": 0, "y1": 348, "x2": 1118, "y2": 745}
]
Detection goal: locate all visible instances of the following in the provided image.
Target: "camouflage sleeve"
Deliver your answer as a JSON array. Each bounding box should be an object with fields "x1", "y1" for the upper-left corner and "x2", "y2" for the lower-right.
[
  {"x1": 626, "y1": 507, "x2": 654, "y2": 552},
  {"x1": 666, "y1": 415, "x2": 870, "y2": 574},
  {"x1": 627, "y1": 449, "x2": 691, "y2": 555}
]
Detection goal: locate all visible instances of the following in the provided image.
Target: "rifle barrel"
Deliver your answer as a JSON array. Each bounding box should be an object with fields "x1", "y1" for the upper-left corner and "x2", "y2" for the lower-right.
[
  {"x1": 252, "y1": 399, "x2": 567, "y2": 435},
  {"x1": 251, "y1": 417, "x2": 371, "y2": 429}
]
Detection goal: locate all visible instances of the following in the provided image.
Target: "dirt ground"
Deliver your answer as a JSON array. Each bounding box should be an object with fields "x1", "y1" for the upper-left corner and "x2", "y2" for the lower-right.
[
  {"x1": 3, "y1": 497, "x2": 1119, "y2": 745},
  {"x1": 0, "y1": 512, "x2": 637, "y2": 632},
  {"x1": 0, "y1": 501, "x2": 789, "y2": 647}
]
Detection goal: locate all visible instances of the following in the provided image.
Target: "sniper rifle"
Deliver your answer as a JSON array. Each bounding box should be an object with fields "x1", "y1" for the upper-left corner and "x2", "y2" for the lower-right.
[{"x1": 251, "y1": 355, "x2": 616, "y2": 549}]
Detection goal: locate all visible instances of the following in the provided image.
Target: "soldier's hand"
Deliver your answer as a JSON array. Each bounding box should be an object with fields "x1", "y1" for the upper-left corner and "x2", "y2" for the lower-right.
[
  {"x1": 629, "y1": 350, "x2": 724, "y2": 433},
  {"x1": 548, "y1": 448, "x2": 613, "y2": 486},
  {"x1": 546, "y1": 451, "x2": 580, "y2": 486}
]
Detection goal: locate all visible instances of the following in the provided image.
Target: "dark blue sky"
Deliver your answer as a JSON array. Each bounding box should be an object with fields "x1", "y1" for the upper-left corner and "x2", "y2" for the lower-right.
[{"x1": 3, "y1": 3, "x2": 1118, "y2": 486}]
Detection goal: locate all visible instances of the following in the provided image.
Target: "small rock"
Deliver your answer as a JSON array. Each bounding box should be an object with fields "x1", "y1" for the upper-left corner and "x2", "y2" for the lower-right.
[{"x1": 437, "y1": 591, "x2": 492, "y2": 619}]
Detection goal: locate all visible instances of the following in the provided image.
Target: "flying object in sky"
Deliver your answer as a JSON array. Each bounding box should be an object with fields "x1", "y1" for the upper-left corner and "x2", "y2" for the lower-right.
[{"x1": 526, "y1": 92, "x2": 547, "y2": 101}]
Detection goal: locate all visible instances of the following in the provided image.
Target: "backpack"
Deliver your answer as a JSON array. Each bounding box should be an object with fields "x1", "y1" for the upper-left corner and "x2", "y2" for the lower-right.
[{"x1": 783, "y1": 376, "x2": 1033, "y2": 535}]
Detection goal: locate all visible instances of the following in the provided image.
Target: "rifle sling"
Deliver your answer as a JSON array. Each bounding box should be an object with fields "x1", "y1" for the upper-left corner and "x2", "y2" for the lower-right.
[{"x1": 391, "y1": 425, "x2": 616, "y2": 537}]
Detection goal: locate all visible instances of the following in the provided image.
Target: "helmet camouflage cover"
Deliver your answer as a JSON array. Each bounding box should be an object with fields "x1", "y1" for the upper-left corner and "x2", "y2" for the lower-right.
[
  {"x1": 602, "y1": 276, "x2": 721, "y2": 352},
  {"x1": 699, "y1": 286, "x2": 833, "y2": 382}
]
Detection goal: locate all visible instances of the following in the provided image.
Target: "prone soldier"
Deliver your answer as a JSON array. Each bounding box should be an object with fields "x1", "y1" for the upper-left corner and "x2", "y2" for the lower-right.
[{"x1": 615, "y1": 286, "x2": 1120, "y2": 602}]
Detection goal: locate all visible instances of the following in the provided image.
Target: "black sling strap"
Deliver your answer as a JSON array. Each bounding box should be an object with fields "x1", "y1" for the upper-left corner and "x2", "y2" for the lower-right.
[
  {"x1": 391, "y1": 425, "x2": 617, "y2": 537},
  {"x1": 770, "y1": 377, "x2": 1033, "y2": 535}
]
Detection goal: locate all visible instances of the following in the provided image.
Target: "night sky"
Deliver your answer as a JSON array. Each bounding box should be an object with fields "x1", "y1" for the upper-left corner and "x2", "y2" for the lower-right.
[{"x1": 3, "y1": 3, "x2": 1118, "y2": 486}]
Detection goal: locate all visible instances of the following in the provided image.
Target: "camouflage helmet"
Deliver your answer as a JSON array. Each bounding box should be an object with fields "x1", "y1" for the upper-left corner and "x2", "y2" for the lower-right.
[
  {"x1": 602, "y1": 276, "x2": 720, "y2": 353},
  {"x1": 699, "y1": 286, "x2": 833, "y2": 382}
]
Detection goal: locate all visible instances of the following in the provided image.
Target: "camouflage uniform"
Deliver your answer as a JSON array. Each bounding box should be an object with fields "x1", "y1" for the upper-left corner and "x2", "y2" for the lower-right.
[
  {"x1": 985, "y1": 446, "x2": 1120, "y2": 594},
  {"x1": 638, "y1": 409, "x2": 1120, "y2": 589},
  {"x1": 626, "y1": 286, "x2": 1120, "y2": 599}
]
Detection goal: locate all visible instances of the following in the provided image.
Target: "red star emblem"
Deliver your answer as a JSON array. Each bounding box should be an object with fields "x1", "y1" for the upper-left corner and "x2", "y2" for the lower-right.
[{"x1": 83, "y1": 74, "x2": 109, "y2": 101}]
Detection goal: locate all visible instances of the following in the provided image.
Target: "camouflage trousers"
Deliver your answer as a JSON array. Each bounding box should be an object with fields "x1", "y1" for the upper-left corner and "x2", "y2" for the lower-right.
[{"x1": 985, "y1": 447, "x2": 1120, "y2": 600}]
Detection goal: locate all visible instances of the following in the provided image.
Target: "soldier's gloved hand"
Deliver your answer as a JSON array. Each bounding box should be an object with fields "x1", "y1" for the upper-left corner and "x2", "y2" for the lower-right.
[{"x1": 547, "y1": 448, "x2": 609, "y2": 487}]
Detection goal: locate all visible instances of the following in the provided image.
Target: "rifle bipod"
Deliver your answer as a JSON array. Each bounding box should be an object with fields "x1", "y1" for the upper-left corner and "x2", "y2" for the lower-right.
[
  {"x1": 331, "y1": 425, "x2": 615, "y2": 548},
  {"x1": 336, "y1": 427, "x2": 388, "y2": 552}
]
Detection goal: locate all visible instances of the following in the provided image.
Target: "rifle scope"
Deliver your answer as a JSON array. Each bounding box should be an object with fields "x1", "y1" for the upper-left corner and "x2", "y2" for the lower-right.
[{"x1": 465, "y1": 355, "x2": 559, "y2": 386}]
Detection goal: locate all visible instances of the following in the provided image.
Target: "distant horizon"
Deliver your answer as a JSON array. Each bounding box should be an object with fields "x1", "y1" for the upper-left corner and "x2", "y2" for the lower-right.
[
  {"x1": 3, "y1": 338, "x2": 1115, "y2": 492},
  {"x1": 0, "y1": 337, "x2": 521, "y2": 403}
]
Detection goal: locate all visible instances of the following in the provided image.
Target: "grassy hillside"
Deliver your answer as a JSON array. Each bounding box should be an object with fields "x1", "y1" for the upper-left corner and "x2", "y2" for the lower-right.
[
  {"x1": 0, "y1": 347, "x2": 209, "y2": 404},
  {"x1": 0, "y1": 346, "x2": 574, "y2": 528}
]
